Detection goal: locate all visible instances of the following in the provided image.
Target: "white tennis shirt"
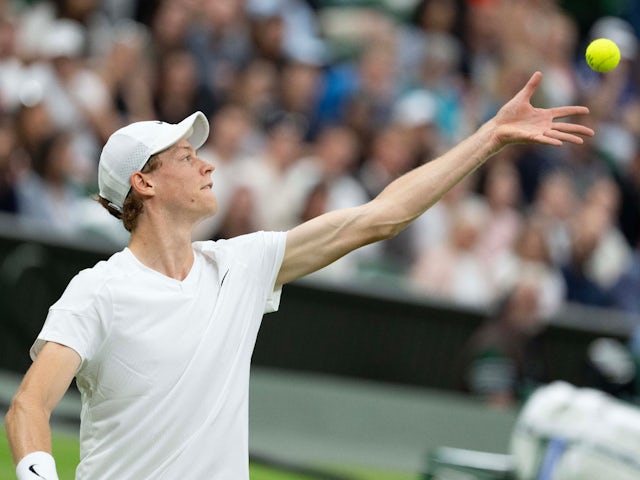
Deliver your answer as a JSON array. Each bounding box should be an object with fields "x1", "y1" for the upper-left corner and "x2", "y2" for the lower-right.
[{"x1": 31, "y1": 231, "x2": 287, "y2": 479}]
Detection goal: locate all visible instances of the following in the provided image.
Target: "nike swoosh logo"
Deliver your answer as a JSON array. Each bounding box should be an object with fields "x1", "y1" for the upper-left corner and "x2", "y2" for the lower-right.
[
  {"x1": 29, "y1": 464, "x2": 48, "y2": 479},
  {"x1": 220, "y1": 269, "x2": 229, "y2": 286}
]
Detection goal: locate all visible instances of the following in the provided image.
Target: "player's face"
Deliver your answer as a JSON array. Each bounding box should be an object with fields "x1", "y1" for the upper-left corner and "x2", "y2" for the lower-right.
[{"x1": 151, "y1": 138, "x2": 217, "y2": 220}]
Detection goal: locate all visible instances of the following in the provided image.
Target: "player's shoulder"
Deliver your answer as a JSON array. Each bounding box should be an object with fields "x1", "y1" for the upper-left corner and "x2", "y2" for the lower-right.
[
  {"x1": 194, "y1": 231, "x2": 286, "y2": 257},
  {"x1": 59, "y1": 249, "x2": 134, "y2": 303}
]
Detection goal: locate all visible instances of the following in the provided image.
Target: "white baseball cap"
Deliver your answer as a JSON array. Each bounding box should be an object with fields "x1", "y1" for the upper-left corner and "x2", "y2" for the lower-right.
[{"x1": 98, "y1": 111, "x2": 210, "y2": 212}]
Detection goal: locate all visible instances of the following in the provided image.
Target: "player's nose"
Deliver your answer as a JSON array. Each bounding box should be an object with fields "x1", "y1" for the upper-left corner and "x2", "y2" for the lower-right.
[{"x1": 198, "y1": 157, "x2": 215, "y2": 175}]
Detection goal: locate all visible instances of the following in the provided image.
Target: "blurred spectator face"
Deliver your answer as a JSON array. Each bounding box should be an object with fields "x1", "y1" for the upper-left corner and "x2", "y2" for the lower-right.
[
  {"x1": 280, "y1": 62, "x2": 320, "y2": 114},
  {"x1": 266, "y1": 121, "x2": 303, "y2": 168},
  {"x1": 371, "y1": 128, "x2": 414, "y2": 177},
  {"x1": 359, "y1": 43, "x2": 396, "y2": 97},
  {"x1": 417, "y1": 0, "x2": 457, "y2": 33},
  {"x1": 152, "y1": 0, "x2": 191, "y2": 49},
  {"x1": 16, "y1": 103, "x2": 54, "y2": 155},
  {"x1": 216, "y1": 185, "x2": 257, "y2": 238},
  {"x1": 251, "y1": 15, "x2": 285, "y2": 61},
  {"x1": 465, "y1": 2, "x2": 501, "y2": 53},
  {"x1": 450, "y1": 203, "x2": 484, "y2": 251},
  {"x1": 34, "y1": 132, "x2": 74, "y2": 184},
  {"x1": 504, "y1": 281, "x2": 542, "y2": 333},
  {"x1": 199, "y1": 0, "x2": 243, "y2": 29},
  {"x1": 233, "y1": 60, "x2": 277, "y2": 115},
  {"x1": 227, "y1": 186, "x2": 254, "y2": 223},
  {"x1": 0, "y1": 17, "x2": 16, "y2": 59},
  {"x1": 484, "y1": 163, "x2": 521, "y2": 210},
  {"x1": 515, "y1": 220, "x2": 551, "y2": 264},
  {"x1": 159, "y1": 50, "x2": 198, "y2": 99},
  {"x1": 495, "y1": 52, "x2": 539, "y2": 101},
  {"x1": 543, "y1": 12, "x2": 578, "y2": 63},
  {"x1": 107, "y1": 25, "x2": 148, "y2": 81},
  {"x1": 535, "y1": 171, "x2": 577, "y2": 220},
  {"x1": 109, "y1": 41, "x2": 138, "y2": 79},
  {"x1": 58, "y1": 0, "x2": 100, "y2": 23},
  {"x1": 418, "y1": 32, "x2": 462, "y2": 86},
  {"x1": 209, "y1": 105, "x2": 251, "y2": 156},
  {"x1": 315, "y1": 127, "x2": 359, "y2": 177},
  {"x1": 585, "y1": 177, "x2": 620, "y2": 220}
]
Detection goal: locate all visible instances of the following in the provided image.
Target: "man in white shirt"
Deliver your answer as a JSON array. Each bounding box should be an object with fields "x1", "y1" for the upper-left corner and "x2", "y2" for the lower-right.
[{"x1": 5, "y1": 71, "x2": 593, "y2": 479}]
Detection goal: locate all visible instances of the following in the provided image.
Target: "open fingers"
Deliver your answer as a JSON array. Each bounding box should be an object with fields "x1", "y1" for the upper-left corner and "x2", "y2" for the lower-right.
[
  {"x1": 551, "y1": 122, "x2": 595, "y2": 137},
  {"x1": 550, "y1": 105, "x2": 590, "y2": 118},
  {"x1": 544, "y1": 129, "x2": 587, "y2": 145}
]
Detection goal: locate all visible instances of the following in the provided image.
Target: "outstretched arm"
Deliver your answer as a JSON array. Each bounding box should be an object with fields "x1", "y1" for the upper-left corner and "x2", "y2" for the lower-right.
[{"x1": 276, "y1": 71, "x2": 594, "y2": 286}]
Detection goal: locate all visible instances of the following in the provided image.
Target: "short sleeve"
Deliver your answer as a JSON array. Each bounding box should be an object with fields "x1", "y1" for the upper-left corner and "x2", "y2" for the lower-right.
[{"x1": 30, "y1": 268, "x2": 110, "y2": 365}]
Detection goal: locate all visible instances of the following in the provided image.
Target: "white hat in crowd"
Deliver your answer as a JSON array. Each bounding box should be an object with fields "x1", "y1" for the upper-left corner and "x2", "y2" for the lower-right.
[
  {"x1": 98, "y1": 112, "x2": 210, "y2": 212},
  {"x1": 392, "y1": 89, "x2": 438, "y2": 127}
]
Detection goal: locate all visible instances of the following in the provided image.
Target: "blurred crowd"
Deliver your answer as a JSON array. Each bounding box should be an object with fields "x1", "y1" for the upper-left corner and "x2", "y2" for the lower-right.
[{"x1": 0, "y1": 0, "x2": 639, "y2": 323}]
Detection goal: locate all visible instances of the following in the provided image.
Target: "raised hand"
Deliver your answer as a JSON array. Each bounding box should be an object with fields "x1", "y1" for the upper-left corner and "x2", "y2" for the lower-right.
[{"x1": 492, "y1": 71, "x2": 595, "y2": 147}]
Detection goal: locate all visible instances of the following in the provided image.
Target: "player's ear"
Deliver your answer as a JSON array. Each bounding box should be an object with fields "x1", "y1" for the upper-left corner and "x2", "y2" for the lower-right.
[{"x1": 130, "y1": 171, "x2": 155, "y2": 198}]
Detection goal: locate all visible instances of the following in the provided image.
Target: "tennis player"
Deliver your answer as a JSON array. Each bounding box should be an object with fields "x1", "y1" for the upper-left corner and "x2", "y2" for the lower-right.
[{"x1": 6, "y1": 71, "x2": 593, "y2": 479}]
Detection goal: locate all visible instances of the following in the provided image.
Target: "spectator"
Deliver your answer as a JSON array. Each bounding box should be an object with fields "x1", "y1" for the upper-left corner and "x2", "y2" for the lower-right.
[
  {"x1": 295, "y1": 125, "x2": 367, "y2": 212},
  {"x1": 493, "y1": 216, "x2": 567, "y2": 319},
  {"x1": 0, "y1": 1, "x2": 636, "y2": 318},
  {"x1": 228, "y1": 58, "x2": 279, "y2": 135},
  {"x1": 476, "y1": 158, "x2": 524, "y2": 267},
  {"x1": 396, "y1": 0, "x2": 464, "y2": 88},
  {"x1": 14, "y1": 131, "x2": 86, "y2": 232},
  {"x1": 0, "y1": 15, "x2": 27, "y2": 114},
  {"x1": 358, "y1": 125, "x2": 421, "y2": 268},
  {"x1": 152, "y1": 48, "x2": 216, "y2": 124},
  {"x1": 26, "y1": 18, "x2": 119, "y2": 186},
  {"x1": 561, "y1": 200, "x2": 618, "y2": 308},
  {"x1": 411, "y1": 170, "x2": 483, "y2": 252},
  {"x1": 211, "y1": 186, "x2": 257, "y2": 241},
  {"x1": 287, "y1": 125, "x2": 378, "y2": 281},
  {"x1": 185, "y1": 0, "x2": 252, "y2": 100},
  {"x1": 246, "y1": 2, "x2": 288, "y2": 68},
  {"x1": 276, "y1": 59, "x2": 324, "y2": 140},
  {"x1": 145, "y1": 0, "x2": 193, "y2": 62},
  {"x1": 13, "y1": 99, "x2": 56, "y2": 164},
  {"x1": 391, "y1": 88, "x2": 443, "y2": 165},
  {"x1": 538, "y1": 11, "x2": 581, "y2": 108},
  {"x1": 456, "y1": 279, "x2": 550, "y2": 407},
  {"x1": 96, "y1": 20, "x2": 155, "y2": 123},
  {"x1": 581, "y1": 176, "x2": 633, "y2": 291},
  {"x1": 234, "y1": 112, "x2": 306, "y2": 231},
  {"x1": 530, "y1": 169, "x2": 579, "y2": 266},
  {"x1": 316, "y1": 38, "x2": 398, "y2": 148},
  {"x1": 410, "y1": 200, "x2": 495, "y2": 308}
]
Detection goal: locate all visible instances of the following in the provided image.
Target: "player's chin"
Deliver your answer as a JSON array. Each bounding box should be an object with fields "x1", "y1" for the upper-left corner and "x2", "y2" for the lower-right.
[{"x1": 203, "y1": 193, "x2": 218, "y2": 216}]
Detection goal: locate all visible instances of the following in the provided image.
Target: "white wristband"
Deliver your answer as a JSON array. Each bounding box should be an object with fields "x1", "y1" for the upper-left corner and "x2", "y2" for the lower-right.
[{"x1": 16, "y1": 451, "x2": 59, "y2": 480}]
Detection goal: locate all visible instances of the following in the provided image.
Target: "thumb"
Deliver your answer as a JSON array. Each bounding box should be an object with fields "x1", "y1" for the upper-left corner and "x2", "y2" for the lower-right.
[{"x1": 517, "y1": 71, "x2": 543, "y2": 102}]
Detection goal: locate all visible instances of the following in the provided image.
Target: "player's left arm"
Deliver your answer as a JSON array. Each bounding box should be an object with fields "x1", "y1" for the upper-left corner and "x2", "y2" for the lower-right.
[{"x1": 276, "y1": 72, "x2": 594, "y2": 286}]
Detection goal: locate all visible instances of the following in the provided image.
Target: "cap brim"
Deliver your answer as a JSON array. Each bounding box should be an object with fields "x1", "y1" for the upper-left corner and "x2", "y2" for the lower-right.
[{"x1": 150, "y1": 111, "x2": 210, "y2": 155}]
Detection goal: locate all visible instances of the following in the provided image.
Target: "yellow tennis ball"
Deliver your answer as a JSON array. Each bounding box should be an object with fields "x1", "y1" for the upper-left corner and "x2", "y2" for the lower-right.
[{"x1": 585, "y1": 38, "x2": 621, "y2": 72}]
